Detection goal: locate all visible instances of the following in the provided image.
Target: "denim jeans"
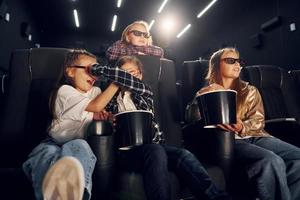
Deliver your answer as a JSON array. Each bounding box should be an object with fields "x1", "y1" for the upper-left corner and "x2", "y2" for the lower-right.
[
  {"x1": 23, "y1": 138, "x2": 97, "y2": 200},
  {"x1": 235, "y1": 137, "x2": 300, "y2": 200},
  {"x1": 118, "y1": 144, "x2": 229, "y2": 200},
  {"x1": 163, "y1": 145, "x2": 229, "y2": 200},
  {"x1": 118, "y1": 144, "x2": 171, "y2": 200}
]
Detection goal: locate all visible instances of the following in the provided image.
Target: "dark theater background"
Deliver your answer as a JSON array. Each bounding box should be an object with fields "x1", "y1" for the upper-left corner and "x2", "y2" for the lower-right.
[
  {"x1": 0, "y1": 0, "x2": 300, "y2": 200},
  {"x1": 0, "y1": 0, "x2": 300, "y2": 71}
]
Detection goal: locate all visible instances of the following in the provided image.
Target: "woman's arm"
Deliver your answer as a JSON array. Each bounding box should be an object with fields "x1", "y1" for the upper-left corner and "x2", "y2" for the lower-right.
[
  {"x1": 185, "y1": 98, "x2": 201, "y2": 123},
  {"x1": 106, "y1": 40, "x2": 128, "y2": 61},
  {"x1": 134, "y1": 45, "x2": 164, "y2": 58},
  {"x1": 238, "y1": 86, "x2": 266, "y2": 136}
]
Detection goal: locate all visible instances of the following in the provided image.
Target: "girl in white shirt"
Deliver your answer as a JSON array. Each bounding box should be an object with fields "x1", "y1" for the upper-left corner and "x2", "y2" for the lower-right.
[{"x1": 23, "y1": 49, "x2": 119, "y2": 200}]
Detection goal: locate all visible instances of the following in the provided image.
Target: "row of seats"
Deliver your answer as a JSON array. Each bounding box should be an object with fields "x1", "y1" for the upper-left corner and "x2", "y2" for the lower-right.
[
  {"x1": 241, "y1": 65, "x2": 300, "y2": 120},
  {"x1": 180, "y1": 60, "x2": 300, "y2": 146},
  {"x1": 241, "y1": 65, "x2": 300, "y2": 146},
  {"x1": 5, "y1": 48, "x2": 297, "y2": 199},
  {"x1": 0, "y1": 68, "x2": 7, "y2": 112},
  {"x1": 0, "y1": 48, "x2": 226, "y2": 199}
]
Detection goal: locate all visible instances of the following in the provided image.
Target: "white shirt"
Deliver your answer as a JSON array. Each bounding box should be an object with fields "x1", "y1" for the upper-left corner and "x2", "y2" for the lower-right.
[
  {"x1": 49, "y1": 85, "x2": 101, "y2": 143},
  {"x1": 116, "y1": 91, "x2": 137, "y2": 112}
]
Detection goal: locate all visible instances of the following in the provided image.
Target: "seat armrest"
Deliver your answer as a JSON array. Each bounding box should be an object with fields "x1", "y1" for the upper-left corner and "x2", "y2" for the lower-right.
[
  {"x1": 87, "y1": 120, "x2": 113, "y2": 136},
  {"x1": 265, "y1": 117, "x2": 297, "y2": 123},
  {"x1": 265, "y1": 118, "x2": 300, "y2": 147}
]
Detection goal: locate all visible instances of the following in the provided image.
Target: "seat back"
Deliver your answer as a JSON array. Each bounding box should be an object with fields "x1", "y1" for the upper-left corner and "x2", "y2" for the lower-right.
[
  {"x1": 290, "y1": 69, "x2": 300, "y2": 89},
  {"x1": 137, "y1": 56, "x2": 182, "y2": 146},
  {"x1": 0, "y1": 68, "x2": 8, "y2": 111},
  {"x1": 241, "y1": 65, "x2": 300, "y2": 120},
  {"x1": 0, "y1": 48, "x2": 69, "y2": 167},
  {"x1": 181, "y1": 60, "x2": 209, "y2": 122}
]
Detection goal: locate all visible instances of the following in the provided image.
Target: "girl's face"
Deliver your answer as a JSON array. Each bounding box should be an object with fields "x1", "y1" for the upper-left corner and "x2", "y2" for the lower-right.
[
  {"x1": 127, "y1": 24, "x2": 149, "y2": 46},
  {"x1": 66, "y1": 55, "x2": 97, "y2": 93},
  {"x1": 121, "y1": 61, "x2": 142, "y2": 80},
  {"x1": 219, "y1": 51, "x2": 242, "y2": 80}
]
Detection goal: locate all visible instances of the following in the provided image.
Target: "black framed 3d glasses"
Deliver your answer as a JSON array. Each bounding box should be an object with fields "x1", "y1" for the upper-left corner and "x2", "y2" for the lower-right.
[
  {"x1": 221, "y1": 58, "x2": 245, "y2": 65},
  {"x1": 130, "y1": 30, "x2": 150, "y2": 38}
]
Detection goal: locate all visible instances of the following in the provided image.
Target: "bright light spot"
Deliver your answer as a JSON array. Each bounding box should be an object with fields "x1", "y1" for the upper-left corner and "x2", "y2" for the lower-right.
[{"x1": 162, "y1": 18, "x2": 175, "y2": 32}]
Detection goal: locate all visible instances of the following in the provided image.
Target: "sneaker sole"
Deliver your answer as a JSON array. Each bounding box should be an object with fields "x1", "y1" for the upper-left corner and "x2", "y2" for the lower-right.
[{"x1": 42, "y1": 156, "x2": 85, "y2": 200}]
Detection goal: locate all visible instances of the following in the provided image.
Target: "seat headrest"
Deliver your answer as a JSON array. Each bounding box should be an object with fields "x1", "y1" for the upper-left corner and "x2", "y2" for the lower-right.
[
  {"x1": 30, "y1": 48, "x2": 70, "y2": 79},
  {"x1": 258, "y1": 66, "x2": 282, "y2": 88}
]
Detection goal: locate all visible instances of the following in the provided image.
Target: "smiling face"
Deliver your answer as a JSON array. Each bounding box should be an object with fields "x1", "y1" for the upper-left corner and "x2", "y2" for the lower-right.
[
  {"x1": 126, "y1": 24, "x2": 149, "y2": 46},
  {"x1": 219, "y1": 50, "x2": 242, "y2": 80},
  {"x1": 66, "y1": 55, "x2": 97, "y2": 93}
]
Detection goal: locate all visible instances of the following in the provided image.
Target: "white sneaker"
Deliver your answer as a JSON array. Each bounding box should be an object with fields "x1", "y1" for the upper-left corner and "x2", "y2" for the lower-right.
[{"x1": 42, "y1": 156, "x2": 85, "y2": 200}]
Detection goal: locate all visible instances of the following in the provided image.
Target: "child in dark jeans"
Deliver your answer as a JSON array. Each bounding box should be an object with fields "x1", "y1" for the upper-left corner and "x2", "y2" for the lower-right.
[{"x1": 94, "y1": 55, "x2": 231, "y2": 200}]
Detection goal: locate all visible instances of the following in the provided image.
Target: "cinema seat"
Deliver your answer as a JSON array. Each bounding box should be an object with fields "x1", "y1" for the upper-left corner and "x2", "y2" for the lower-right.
[
  {"x1": 0, "y1": 49, "x2": 226, "y2": 200},
  {"x1": 180, "y1": 59, "x2": 209, "y2": 121},
  {"x1": 290, "y1": 69, "x2": 300, "y2": 96},
  {"x1": 0, "y1": 48, "x2": 69, "y2": 199},
  {"x1": 0, "y1": 67, "x2": 7, "y2": 110},
  {"x1": 241, "y1": 65, "x2": 300, "y2": 146}
]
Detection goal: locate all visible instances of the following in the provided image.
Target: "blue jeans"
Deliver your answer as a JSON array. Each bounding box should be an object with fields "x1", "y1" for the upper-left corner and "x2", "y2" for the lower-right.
[
  {"x1": 118, "y1": 144, "x2": 229, "y2": 200},
  {"x1": 23, "y1": 138, "x2": 97, "y2": 200},
  {"x1": 118, "y1": 144, "x2": 170, "y2": 200},
  {"x1": 163, "y1": 145, "x2": 229, "y2": 200},
  {"x1": 235, "y1": 137, "x2": 300, "y2": 200}
]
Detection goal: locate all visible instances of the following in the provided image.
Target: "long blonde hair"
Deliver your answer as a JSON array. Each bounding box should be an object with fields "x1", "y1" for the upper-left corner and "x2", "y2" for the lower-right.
[
  {"x1": 206, "y1": 47, "x2": 248, "y2": 117},
  {"x1": 121, "y1": 20, "x2": 153, "y2": 45}
]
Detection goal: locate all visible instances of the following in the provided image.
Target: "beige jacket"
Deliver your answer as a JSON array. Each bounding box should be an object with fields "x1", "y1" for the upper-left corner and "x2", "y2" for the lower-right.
[{"x1": 185, "y1": 81, "x2": 271, "y2": 138}]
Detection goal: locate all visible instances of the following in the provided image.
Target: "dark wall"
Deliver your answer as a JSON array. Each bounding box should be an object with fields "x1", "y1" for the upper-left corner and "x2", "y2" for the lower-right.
[
  {"x1": 1, "y1": 0, "x2": 299, "y2": 71},
  {"x1": 170, "y1": 0, "x2": 300, "y2": 70},
  {"x1": 0, "y1": 0, "x2": 41, "y2": 71},
  {"x1": 41, "y1": 33, "x2": 114, "y2": 57}
]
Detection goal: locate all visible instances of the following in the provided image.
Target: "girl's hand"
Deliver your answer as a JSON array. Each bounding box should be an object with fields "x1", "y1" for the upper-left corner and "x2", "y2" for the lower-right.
[
  {"x1": 217, "y1": 118, "x2": 243, "y2": 133},
  {"x1": 137, "y1": 51, "x2": 146, "y2": 55},
  {"x1": 93, "y1": 110, "x2": 113, "y2": 121}
]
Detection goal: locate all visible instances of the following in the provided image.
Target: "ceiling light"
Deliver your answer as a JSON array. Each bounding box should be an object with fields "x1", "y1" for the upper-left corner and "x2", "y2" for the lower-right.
[
  {"x1": 158, "y1": 0, "x2": 168, "y2": 13},
  {"x1": 111, "y1": 15, "x2": 117, "y2": 31},
  {"x1": 197, "y1": 0, "x2": 218, "y2": 18},
  {"x1": 176, "y1": 24, "x2": 191, "y2": 38},
  {"x1": 117, "y1": 0, "x2": 122, "y2": 8},
  {"x1": 73, "y1": 9, "x2": 80, "y2": 28},
  {"x1": 162, "y1": 18, "x2": 175, "y2": 32},
  {"x1": 149, "y1": 20, "x2": 155, "y2": 30}
]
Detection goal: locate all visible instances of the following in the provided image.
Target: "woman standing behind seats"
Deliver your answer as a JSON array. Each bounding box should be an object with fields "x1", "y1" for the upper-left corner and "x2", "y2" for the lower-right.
[
  {"x1": 105, "y1": 55, "x2": 231, "y2": 200},
  {"x1": 189, "y1": 47, "x2": 300, "y2": 200},
  {"x1": 106, "y1": 20, "x2": 164, "y2": 62}
]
